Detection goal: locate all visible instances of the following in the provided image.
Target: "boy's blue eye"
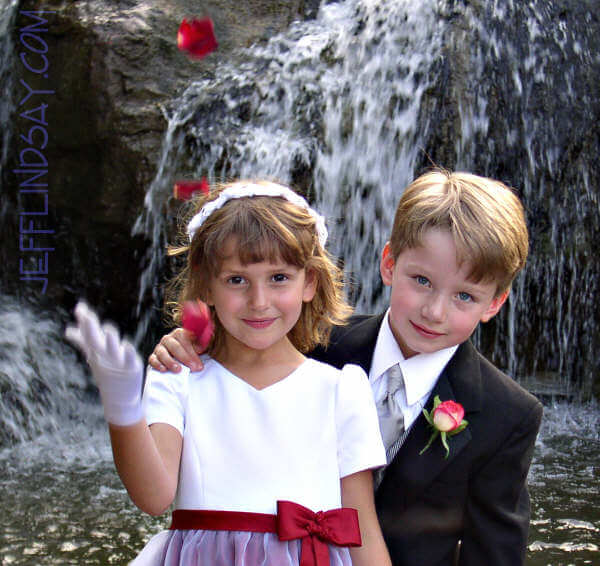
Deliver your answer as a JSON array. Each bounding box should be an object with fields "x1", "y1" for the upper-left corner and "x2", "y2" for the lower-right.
[
  {"x1": 416, "y1": 275, "x2": 430, "y2": 286},
  {"x1": 458, "y1": 292, "x2": 472, "y2": 302},
  {"x1": 228, "y1": 276, "x2": 245, "y2": 285}
]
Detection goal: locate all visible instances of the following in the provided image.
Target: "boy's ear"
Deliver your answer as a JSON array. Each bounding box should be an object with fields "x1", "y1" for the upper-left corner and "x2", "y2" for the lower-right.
[
  {"x1": 480, "y1": 289, "x2": 509, "y2": 322},
  {"x1": 379, "y1": 242, "x2": 395, "y2": 286}
]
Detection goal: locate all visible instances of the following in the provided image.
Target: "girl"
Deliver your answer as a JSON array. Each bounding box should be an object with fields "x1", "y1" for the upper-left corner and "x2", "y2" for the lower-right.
[{"x1": 66, "y1": 180, "x2": 390, "y2": 566}]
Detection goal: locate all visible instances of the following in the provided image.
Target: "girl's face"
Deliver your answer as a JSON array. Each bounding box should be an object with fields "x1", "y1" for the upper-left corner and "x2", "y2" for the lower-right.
[{"x1": 206, "y1": 240, "x2": 317, "y2": 357}]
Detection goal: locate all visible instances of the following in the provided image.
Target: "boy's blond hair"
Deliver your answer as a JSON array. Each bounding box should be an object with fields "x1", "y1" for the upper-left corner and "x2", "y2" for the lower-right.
[
  {"x1": 166, "y1": 180, "x2": 352, "y2": 354},
  {"x1": 390, "y1": 170, "x2": 529, "y2": 295}
]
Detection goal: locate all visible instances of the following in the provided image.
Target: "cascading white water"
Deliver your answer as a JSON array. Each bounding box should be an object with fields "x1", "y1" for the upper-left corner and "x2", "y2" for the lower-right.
[
  {"x1": 133, "y1": 0, "x2": 446, "y2": 339},
  {"x1": 0, "y1": 295, "x2": 92, "y2": 446},
  {"x1": 132, "y1": 0, "x2": 599, "y2": 397},
  {"x1": 450, "y1": 0, "x2": 599, "y2": 393},
  {"x1": 312, "y1": 1, "x2": 445, "y2": 311}
]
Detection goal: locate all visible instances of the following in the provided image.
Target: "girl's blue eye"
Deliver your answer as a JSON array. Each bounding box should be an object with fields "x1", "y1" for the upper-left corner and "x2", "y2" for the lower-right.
[
  {"x1": 272, "y1": 273, "x2": 288, "y2": 282},
  {"x1": 458, "y1": 292, "x2": 472, "y2": 302},
  {"x1": 416, "y1": 275, "x2": 430, "y2": 286},
  {"x1": 228, "y1": 276, "x2": 245, "y2": 285}
]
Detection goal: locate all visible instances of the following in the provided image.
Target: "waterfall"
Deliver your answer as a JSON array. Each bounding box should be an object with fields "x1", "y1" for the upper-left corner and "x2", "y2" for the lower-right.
[
  {"x1": 449, "y1": 0, "x2": 599, "y2": 395},
  {"x1": 132, "y1": 103, "x2": 194, "y2": 344},
  {"x1": 0, "y1": 4, "x2": 597, "y2": 562},
  {"x1": 132, "y1": 0, "x2": 598, "y2": 394},
  {"x1": 312, "y1": 1, "x2": 445, "y2": 310},
  {"x1": 0, "y1": 295, "x2": 93, "y2": 447},
  {"x1": 133, "y1": 0, "x2": 446, "y2": 338}
]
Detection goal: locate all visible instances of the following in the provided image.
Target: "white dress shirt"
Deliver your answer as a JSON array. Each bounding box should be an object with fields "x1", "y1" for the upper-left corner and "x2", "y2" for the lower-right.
[{"x1": 369, "y1": 309, "x2": 458, "y2": 431}]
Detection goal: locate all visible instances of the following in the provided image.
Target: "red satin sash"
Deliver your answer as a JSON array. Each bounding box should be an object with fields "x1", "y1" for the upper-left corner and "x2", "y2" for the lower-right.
[{"x1": 169, "y1": 500, "x2": 362, "y2": 566}]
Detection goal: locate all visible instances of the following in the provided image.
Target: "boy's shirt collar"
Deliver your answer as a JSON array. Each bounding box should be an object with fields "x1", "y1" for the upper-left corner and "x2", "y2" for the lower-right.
[{"x1": 369, "y1": 309, "x2": 458, "y2": 407}]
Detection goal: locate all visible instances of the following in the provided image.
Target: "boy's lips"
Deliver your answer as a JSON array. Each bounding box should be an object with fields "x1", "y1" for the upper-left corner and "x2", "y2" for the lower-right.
[
  {"x1": 410, "y1": 320, "x2": 444, "y2": 338},
  {"x1": 243, "y1": 318, "x2": 276, "y2": 329}
]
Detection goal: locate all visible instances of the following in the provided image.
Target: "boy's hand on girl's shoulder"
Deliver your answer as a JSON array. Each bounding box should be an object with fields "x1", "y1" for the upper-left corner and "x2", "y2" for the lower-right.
[{"x1": 148, "y1": 328, "x2": 205, "y2": 373}]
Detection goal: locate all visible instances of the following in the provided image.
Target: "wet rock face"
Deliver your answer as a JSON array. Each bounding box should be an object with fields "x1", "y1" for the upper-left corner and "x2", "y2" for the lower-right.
[{"x1": 6, "y1": 0, "x2": 316, "y2": 324}]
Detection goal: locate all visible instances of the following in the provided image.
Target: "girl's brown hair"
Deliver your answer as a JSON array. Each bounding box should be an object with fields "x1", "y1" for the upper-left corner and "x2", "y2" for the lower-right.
[{"x1": 165, "y1": 180, "x2": 352, "y2": 354}]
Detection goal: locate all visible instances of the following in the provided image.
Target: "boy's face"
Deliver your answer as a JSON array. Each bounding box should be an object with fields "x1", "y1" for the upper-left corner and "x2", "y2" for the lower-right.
[{"x1": 379, "y1": 228, "x2": 508, "y2": 359}]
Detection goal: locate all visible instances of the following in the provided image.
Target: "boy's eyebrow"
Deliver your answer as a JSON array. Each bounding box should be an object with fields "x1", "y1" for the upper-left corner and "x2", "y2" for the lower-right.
[
  {"x1": 458, "y1": 283, "x2": 488, "y2": 294},
  {"x1": 402, "y1": 260, "x2": 433, "y2": 272},
  {"x1": 458, "y1": 277, "x2": 500, "y2": 296}
]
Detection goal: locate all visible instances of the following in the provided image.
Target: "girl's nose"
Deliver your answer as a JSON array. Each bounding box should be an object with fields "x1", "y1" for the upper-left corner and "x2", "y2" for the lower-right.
[
  {"x1": 248, "y1": 283, "x2": 268, "y2": 310},
  {"x1": 422, "y1": 293, "x2": 447, "y2": 322}
]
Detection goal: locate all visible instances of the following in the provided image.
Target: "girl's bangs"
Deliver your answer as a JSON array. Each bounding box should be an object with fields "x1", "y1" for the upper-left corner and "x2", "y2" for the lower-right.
[{"x1": 234, "y1": 229, "x2": 305, "y2": 267}]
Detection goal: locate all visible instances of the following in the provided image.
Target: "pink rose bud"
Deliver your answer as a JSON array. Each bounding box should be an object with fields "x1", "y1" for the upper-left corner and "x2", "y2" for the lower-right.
[
  {"x1": 432, "y1": 400, "x2": 465, "y2": 432},
  {"x1": 182, "y1": 300, "x2": 214, "y2": 351},
  {"x1": 177, "y1": 18, "x2": 218, "y2": 59}
]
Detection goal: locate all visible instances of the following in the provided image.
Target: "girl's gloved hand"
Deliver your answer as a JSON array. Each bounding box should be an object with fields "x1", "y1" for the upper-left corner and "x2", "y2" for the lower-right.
[{"x1": 65, "y1": 301, "x2": 144, "y2": 426}]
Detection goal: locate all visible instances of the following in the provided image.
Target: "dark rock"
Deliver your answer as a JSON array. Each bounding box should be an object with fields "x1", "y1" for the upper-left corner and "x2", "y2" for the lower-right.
[{"x1": 3, "y1": 0, "x2": 316, "y2": 333}]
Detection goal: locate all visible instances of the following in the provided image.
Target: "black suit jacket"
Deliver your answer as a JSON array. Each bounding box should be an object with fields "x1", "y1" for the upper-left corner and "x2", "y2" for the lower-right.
[{"x1": 312, "y1": 314, "x2": 543, "y2": 566}]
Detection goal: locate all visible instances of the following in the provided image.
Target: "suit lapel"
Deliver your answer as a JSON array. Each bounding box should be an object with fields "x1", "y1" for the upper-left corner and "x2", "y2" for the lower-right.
[
  {"x1": 327, "y1": 314, "x2": 385, "y2": 373},
  {"x1": 379, "y1": 341, "x2": 482, "y2": 500}
]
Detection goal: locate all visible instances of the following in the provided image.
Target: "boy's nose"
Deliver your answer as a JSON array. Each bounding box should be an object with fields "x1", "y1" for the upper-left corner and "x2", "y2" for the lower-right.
[{"x1": 422, "y1": 293, "x2": 447, "y2": 322}]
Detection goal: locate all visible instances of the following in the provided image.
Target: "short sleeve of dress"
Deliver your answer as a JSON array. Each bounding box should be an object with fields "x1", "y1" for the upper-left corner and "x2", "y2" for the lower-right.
[
  {"x1": 336, "y1": 364, "x2": 386, "y2": 478},
  {"x1": 142, "y1": 365, "x2": 190, "y2": 435}
]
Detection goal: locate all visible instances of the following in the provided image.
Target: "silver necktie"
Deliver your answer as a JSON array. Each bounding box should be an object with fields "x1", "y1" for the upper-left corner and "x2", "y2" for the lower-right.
[{"x1": 377, "y1": 363, "x2": 406, "y2": 463}]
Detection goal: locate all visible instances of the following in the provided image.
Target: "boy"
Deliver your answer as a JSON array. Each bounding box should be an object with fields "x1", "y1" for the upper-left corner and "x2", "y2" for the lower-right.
[{"x1": 149, "y1": 170, "x2": 543, "y2": 566}]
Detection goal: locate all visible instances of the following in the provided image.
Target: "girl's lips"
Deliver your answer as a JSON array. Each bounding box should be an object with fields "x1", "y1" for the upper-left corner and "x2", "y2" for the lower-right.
[
  {"x1": 243, "y1": 318, "x2": 276, "y2": 329},
  {"x1": 410, "y1": 320, "x2": 444, "y2": 338}
]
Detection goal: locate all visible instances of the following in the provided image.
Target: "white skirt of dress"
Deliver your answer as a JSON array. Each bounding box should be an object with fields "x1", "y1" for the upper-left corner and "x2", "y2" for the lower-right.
[{"x1": 130, "y1": 529, "x2": 354, "y2": 566}]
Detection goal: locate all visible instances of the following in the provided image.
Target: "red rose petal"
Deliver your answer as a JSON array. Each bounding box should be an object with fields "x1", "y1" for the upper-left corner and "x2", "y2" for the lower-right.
[
  {"x1": 177, "y1": 18, "x2": 218, "y2": 59},
  {"x1": 174, "y1": 178, "x2": 210, "y2": 200},
  {"x1": 182, "y1": 300, "x2": 214, "y2": 351}
]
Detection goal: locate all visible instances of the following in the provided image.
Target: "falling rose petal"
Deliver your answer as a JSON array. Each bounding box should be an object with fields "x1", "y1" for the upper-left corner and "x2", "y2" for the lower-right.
[
  {"x1": 182, "y1": 300, "x2": 214, "y2": 351},
  {"x1": 174, "y1": 178, "x2": 210, "y2": 200},
  {"x1": 177, "y1": 18, "x2": 218, "y2": 59}
]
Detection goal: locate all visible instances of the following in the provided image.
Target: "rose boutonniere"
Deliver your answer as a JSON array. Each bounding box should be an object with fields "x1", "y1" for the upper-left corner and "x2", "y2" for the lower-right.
[{"x1": 419, "y1": 396, "x2": 468, "y2": 459}]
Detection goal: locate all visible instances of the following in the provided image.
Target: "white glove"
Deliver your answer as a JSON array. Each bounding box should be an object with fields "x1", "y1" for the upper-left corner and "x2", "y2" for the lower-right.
[{"x1": 65, "y1": 301, "x2": 144, "y2": 426}]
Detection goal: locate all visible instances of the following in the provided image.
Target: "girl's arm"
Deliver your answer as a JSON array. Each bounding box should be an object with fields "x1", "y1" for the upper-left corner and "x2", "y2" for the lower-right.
[
  {"x1": 109, "y1": 421, "x2": 182, "y2": 516},
  {"x1": 341, "y1": 470, "x2": 392, "y2": 566},
  {"x1": 65, "y1": 302, "x2": 182, "y2": 516}
]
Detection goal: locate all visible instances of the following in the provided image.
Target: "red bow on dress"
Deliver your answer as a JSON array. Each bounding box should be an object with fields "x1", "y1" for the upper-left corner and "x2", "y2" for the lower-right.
[{"x1": 276, "y1": 500, "x2": 362, "y2": 566}]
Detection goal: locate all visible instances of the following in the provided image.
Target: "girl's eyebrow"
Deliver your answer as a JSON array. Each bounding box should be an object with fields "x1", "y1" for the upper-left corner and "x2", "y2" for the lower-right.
[
  {"x1": 216, "y1": 268, "x2": 245, "y2": 277},
  {"x1": 218, "y1": 263, "x2": 300, "y2": 274}
]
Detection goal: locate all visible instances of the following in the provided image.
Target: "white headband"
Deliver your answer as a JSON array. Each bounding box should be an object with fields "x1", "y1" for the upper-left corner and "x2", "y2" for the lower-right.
[{"x1": 186, "y1": 182, "x2": 328, "y2": 247}]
